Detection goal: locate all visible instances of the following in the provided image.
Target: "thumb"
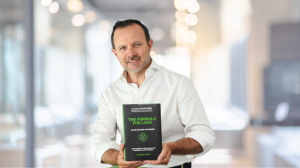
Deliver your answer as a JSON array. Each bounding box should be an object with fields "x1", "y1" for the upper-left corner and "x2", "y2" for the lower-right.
[
  {"x1": 118, "y1": 152, "x2": 124, "y2": 159},
  {"x1": 119, "y1": 144, "x2": 124, "y2": 155}
]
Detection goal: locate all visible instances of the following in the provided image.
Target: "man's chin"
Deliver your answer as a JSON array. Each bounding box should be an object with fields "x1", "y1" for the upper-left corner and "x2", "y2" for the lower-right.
[
  {"x1": 126, "y1": 67, "x2": 143, "y2": 73},
  {"x1": 125, "y1": 64, "x2": 143, "y2": 72}
]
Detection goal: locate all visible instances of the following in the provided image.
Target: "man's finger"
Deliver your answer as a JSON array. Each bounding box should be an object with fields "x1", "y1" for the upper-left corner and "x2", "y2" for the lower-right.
[
  {"x1": 157, "y1": 149, "x2": 168, "y2": 161},
  {"x1": 146, "y1": 150, "x2": 170, "y2": 165},
  {"x1": 119, "y1": 144, "x2": 124, "y2": 151},
  {"x1": 124, "y1": 161, "x2": 143, "y2": 165},
  {"x1": 143, "y1": 160, "x2": 161, "y2": 165},
  {"x1": 160, "y1": 154, "x2": 170, "y2": 165},
  {"x1": 118, "y1": 153, "x2": 124, "y2": 159},
  {"x1": 119, "y1": 144, "x2": 124, "y2": 155},
  {"x1": 134, "y1": 161, "x2": 145, "y2": 168},
  {"x1": 161, "y1": 150, "x2": 171, "y2": 163}
]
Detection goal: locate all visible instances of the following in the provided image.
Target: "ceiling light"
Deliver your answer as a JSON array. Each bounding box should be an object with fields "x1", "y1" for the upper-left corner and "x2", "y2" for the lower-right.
[
  {"x1": 67, "y1": 0, "x2": 83, "y2": 12},
  {"x1": 98, "y1": 20, "x2": 111, "y2": 31},
  {"x1": 183, "y1": 30, "x2": 197, "y2": 43},
  {"x1": 175, "y1": 11, "x2": 187, "y2": 22},
  {"x1": 187, "y1": 1, "x2": 200, "y2": 13},
  {"x1": 183, "y1": 0, "x2": 196, "y2": 6},
  {"x1": 49, "y1": 2, "x2": 59, "y2": 13},
  {"x1": 174, "y1": 0, "x2": 186, "y2": 11},
  {"x1": 184, "y1": 14, "x2": 198, "y2": 26},
  {"x1": 175, "y1": 21, "x2": 189, "y2": 31},
  {"x1": 85, "y1": 11, "x2": 97, "y2": 23},
  {"x1": 72, "y1": 14, "x2": 85, "y2": 27}
]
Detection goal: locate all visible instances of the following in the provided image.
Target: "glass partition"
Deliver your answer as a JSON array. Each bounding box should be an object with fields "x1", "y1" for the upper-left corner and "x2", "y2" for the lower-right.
[
  {"x1": 0, "y1": 0, "x2": 26, "y2": 167},
  {"x1": 33, "y1": 0, "x2": 118, "y2": 167}
]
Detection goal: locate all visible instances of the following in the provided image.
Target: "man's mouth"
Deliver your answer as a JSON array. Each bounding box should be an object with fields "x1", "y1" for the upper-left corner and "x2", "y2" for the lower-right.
[{"x1": 127, "y1": 59, "x2": 140, "y2": 63}]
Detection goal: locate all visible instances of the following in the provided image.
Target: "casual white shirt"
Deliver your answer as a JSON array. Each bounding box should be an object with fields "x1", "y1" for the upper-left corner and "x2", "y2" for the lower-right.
[{"x1": 90, "y1": 59, "x2": 215, "y2": 167}]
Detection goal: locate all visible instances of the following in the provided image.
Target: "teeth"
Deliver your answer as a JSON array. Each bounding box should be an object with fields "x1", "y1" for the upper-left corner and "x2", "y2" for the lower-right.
[{"x1": 128, "y1": 60, "x2": 138, "y2": 63}]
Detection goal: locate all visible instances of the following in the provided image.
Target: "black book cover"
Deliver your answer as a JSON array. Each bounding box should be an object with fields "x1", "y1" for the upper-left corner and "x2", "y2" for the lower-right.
[{"x1": 122, "y1": 104, "x2": 162, "y2": 161}]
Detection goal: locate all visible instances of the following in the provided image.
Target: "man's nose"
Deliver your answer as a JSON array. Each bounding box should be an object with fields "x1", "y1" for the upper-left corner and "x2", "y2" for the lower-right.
[{"x1": 126, "y1": 46, "x2": 137, "y2": 57}]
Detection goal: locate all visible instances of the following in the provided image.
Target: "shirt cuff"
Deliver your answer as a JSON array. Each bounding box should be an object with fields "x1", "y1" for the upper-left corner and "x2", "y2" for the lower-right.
[
  {"x1": 185, "y1": 130, "x2": 215, "y2": 158},
  {"x1": 90, "y1": 141, "x2": 120, "y2": 163}
]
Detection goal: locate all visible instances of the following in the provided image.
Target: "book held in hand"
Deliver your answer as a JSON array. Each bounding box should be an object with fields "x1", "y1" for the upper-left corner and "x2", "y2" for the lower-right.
[{"x1": 122, "y1": 103, "x2": 162, "y2": 161}]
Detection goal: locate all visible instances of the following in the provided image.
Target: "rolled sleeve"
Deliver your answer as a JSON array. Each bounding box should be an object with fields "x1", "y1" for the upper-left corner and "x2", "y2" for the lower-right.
[
  {"x1": 177, "y1": 77, "x2": 216, "y2": 158},
  {"x1": 90, "y1": 91, "x2": 119, "y2": 163},
  {"x1": 185, "y1": 127, "x2": 215, "y2": 157}
]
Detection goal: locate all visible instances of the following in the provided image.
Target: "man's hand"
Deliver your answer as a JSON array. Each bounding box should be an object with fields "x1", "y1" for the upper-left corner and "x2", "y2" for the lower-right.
[
  {"x1": 118, "y1": 144, "x2": 144, "y2": 168},
  {"x1": 143, "y1": 143, "x2": 172, "y2": 165},
  {"x1": 142, "y1": 138, "x2": 202, "y2": 166}
]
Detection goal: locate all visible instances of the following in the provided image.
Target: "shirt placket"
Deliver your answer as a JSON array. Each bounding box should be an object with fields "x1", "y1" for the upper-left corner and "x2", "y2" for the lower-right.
[
  {"x1": 134, "y1": 71, "x2": 152, "y2": 104},
  {"x1": 128, "y1": 69, "x2": 153, "y2": 104},
  {"x1": 135, "y1": 85, "x2": 143, "y2": 104}
]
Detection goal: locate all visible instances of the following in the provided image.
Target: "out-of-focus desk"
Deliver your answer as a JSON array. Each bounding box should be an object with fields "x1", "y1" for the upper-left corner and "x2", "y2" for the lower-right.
[
  {"x1": 251, "y1": 118, "x2": 300, "y2": 126},
  {"x1": 205, "y1": 105, "x2": 249, "y2": 150},
  {"x1": 255, "y1": 127, "x2": 300, "y2": 167},
  {"x1": 0, "y1": 125, "x2": 25, "y2": 146}
]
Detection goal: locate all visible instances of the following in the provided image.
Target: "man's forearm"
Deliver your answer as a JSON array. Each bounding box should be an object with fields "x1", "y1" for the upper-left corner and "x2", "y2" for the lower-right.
[
  {"x1": 167, "y1": 138, "x2": 203, "y2": 155},
  {"x1": 101, "y1": 149, "x2": 119, "y2": 165}
]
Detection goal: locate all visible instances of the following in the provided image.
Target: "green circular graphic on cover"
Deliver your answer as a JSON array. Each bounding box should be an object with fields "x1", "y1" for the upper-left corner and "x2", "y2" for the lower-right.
[{"x1": 138, "y1": 133, "x2": 148, "y2": 142}]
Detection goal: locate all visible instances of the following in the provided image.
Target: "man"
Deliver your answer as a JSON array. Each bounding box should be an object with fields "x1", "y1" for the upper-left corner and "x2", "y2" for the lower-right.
[{"x1": 90, "y1": 19, "x2": 215, "y2": 168}]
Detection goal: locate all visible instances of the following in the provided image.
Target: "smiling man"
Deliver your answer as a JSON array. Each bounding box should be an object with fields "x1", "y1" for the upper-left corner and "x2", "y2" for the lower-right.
[
  {"x1": 90, "y1": 19, "x2": 215, "y2": 168},
  {"x1": 112, "y1": 22, "x2": 152, "y2": 87}
]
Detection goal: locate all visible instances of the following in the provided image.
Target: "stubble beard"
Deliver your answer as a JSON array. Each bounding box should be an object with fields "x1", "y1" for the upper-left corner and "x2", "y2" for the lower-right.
[{"x1": 125, "y1": 55, "x2": 151, "y2": 73}]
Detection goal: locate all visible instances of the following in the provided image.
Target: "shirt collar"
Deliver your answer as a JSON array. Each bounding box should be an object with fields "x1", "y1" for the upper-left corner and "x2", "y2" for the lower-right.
[{"x1": 119, "y1": 57, "x2": 161, "y2": 82}]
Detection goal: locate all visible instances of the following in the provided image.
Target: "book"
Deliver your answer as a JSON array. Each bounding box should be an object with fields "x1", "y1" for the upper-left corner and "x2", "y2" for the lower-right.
[{"x1": 122, "y1": 103, "x2": 162, "y2": 161}]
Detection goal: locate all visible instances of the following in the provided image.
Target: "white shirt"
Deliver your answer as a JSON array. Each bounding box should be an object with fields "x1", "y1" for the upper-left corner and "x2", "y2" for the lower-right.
[{"x1": 90, "y1": 59, "x2": 215, "y2": 167}]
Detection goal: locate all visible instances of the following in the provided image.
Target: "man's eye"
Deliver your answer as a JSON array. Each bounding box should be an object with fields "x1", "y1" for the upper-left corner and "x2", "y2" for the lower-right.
[
  {"x1": 135, "y1": 44, "x2": 141, "y2": 46},
  {"x1": 120, "y1": 47, "x2": 125, "y2": 50}
]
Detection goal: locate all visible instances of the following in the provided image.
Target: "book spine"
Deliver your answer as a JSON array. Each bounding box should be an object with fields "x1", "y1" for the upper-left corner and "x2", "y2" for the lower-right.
[{"x1": 122, "y1": 105, "x2": 126, "y2": 161}]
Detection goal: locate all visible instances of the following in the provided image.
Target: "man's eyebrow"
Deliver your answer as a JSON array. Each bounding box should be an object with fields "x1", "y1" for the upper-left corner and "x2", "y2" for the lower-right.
[
  {"x1": 117, "y1": 41, "x2": 144, "y2": 49},
  {"x1": 118, "y1": 45, "x2": 125, "y2": 49},
  {"x1": 133, "y1": 41, "x2": 143, "y2": 44}
]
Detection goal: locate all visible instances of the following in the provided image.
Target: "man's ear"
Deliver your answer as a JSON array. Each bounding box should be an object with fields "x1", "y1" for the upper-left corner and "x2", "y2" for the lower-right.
[
  {"x1": 148, "y1": 39, "x2": 153, "y2": 51},
  {"x1": 112, "y1": 48, "x2": 117, "y2": 57}
]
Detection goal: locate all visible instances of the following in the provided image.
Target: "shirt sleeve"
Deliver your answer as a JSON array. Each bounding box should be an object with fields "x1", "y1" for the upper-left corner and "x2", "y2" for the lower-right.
[
  {"x1": 90, "y1": 91, "x2": 119, "y2": 163},
  {"x1": 177, "y1": 76, "x2": 216, "y2": 158}
]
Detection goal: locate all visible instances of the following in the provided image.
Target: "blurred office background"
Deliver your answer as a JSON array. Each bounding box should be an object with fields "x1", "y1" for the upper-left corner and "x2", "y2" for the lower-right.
[{"x1": 0, "y1": 0, "x2": 300, "y2": 167}]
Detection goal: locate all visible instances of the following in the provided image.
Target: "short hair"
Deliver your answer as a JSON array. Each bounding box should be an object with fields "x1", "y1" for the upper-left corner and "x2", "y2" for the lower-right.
[{"x1": 111, "y1": 19, "x2": 151, "y2": 49}]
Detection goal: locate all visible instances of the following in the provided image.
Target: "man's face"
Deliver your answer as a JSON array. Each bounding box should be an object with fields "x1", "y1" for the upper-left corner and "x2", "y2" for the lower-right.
[{"x1": 112, "y1": 24, "x2": 153, "y2": 72}]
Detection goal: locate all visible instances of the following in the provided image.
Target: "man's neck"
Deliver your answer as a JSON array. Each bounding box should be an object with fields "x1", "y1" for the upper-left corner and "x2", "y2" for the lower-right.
[{"x1": 127, "y1": 59, "x2": 152, "y2": 88}]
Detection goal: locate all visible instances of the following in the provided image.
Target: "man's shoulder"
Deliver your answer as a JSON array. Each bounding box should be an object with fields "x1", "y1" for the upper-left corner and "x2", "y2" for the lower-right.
[
  {"x1": 101, "y1": 79, "x2": 123, "y2": 96},
  {"x1": 159, "y1": 65, "x2": 190, "y2": 83}
]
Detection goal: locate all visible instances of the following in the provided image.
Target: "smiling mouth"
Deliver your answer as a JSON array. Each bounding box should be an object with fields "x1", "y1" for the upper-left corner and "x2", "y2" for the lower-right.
[{"x1": 127, "y1": 59, "x2": 140, "y2": 63}]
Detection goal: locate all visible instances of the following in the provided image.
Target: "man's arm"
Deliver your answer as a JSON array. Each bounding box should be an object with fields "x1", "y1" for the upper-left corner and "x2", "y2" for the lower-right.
[
  {"x1": 101, "y1": 149, "x2": 119, "y2": 165},
  {"x1": 90, "y1": 92, "x2": 120, "y2": 164},
  {"x1": 168, "y1": 137, "x2": 203, "y2": 155},
  {"x1": 144, "y1": 76, "x2": 215, "y2": 166},
  {"x1": 176, "y1": 76, "x2": 215, "y2": 157}
]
